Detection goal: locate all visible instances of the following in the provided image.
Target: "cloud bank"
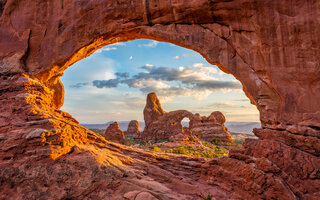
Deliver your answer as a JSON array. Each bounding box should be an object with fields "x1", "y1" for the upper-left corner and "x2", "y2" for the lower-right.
[{"x1": 89, "y1": 63, "x2": 241, "y2": 100}]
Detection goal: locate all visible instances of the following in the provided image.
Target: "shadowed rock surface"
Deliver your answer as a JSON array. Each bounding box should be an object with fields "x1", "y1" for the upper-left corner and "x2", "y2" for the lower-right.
[
  {"x1": 104, "y1": 122, "x2": 125, "y2": 144},
  {"x1": 125, "y1": 120, "x2": 140, "y2": 137},
  {"x1": 0, "y1": 0, "x2": 319, "y2": 199}
]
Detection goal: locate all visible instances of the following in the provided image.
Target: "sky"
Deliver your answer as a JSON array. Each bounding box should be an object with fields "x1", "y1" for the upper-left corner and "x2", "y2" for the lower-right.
[{"x1": 61, "y1": 39, "x2": 259, "y2": 124}]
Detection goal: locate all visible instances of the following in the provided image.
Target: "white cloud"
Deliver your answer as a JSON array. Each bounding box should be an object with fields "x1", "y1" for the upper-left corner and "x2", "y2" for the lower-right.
[
  {"x1": 177, "y1": 63, "x2": 218, "y2": 81},
  {"x1": 103, "y1": 47, "x2": 117, "y2": 51},
  {"x1": 138, "y1": 41, "x2": 159, "y2": 48},
  {"x1": 129, "y1": 56, "x2": 133, "y2": 60},
  {"x1": 143, "y1": 64, "x2": 153, "y2": 69},
  {"x1": 155, "y1": 88, "x2": 212, "y2": 101},
  {"x1": 111, "y1": 42, "x2": 126, "y2": 46},
  {"x1": 104, "y1": 71, "x2": 115, "y2": 80},
  {"x1": 173, "y1": 55, "x2": 180, "y2": 60},
  {"x1": 131, "y1": 79, "x2": 170, "y2": 90},
  {"x1": 96, "y1": 47, "x2": 117, "y2": 53},
  {"x1": 193, "y1": 63, "x2": 204, "y2": 68}
]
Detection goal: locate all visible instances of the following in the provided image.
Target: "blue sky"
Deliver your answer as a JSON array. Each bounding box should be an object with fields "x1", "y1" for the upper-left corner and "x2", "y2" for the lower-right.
[{"x1": 61, "y1": 39, "x2": 259, "y2": 123}]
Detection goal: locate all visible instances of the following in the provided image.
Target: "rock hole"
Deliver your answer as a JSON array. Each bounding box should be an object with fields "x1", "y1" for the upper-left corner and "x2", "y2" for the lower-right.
[{"x1": 60, "y1": 39, "x2": 260, "y2": 155}]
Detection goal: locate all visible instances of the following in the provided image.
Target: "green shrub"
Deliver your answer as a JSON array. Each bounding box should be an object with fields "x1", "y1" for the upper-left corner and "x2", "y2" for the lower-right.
[
  {"x1": 204, "y1": 193, "x2": 213, "y2": 200},
  {"x1": 210, "y1": 139, "x2": 219, "y2": 145},
  {"x1": 165, "y1": 145, "x2": 228, "y2": 158},
  {"x1": 234, "y1": 140, "x2": 244, "y2": 145}
]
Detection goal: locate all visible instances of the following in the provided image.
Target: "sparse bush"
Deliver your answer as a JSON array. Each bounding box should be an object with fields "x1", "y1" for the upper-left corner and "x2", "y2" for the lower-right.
[
  {"x1": 149, "y1": 145, "x2": 162, "y2": 152},
  {"x1": 204, "y1": 193, "x2": 213, "y2": 200},
  {"x1": 210, "y1": 139, "x2": 219, "y2": 145},
  {"x1": 168, "y1": 145, "x2": 190, "y2": 155},
  {"x1": 165, "y1": 144, "x2": 228, "y2": 158},
  {"x1": 89, "y1": 129, "x2": 105, "y2": 135},
  {"x1": 234, "y1": 140, "x2": 244, "y2": 145},
  {"x1": 155, "y1": 137, "x2": 169, "y2": 143}
]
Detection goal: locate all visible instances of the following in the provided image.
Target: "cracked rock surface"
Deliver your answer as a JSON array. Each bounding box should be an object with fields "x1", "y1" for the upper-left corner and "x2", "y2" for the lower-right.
[{"x1": 0, "y1": 0, "x2": 319, "y2": 199}]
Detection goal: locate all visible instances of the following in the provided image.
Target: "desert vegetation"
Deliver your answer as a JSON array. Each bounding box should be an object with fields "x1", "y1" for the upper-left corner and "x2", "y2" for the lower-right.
[{"x1": 90, "y1": 128, "x2": 251, "y2": 158}]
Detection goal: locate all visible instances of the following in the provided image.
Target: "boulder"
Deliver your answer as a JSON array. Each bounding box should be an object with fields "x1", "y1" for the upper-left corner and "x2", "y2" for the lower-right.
[
  {"x1": 126, "y1": 120, "x2": 140, "y2": 137},
  {"x1": 104, "y1": 122, "x2": 125, "y2": 144}
]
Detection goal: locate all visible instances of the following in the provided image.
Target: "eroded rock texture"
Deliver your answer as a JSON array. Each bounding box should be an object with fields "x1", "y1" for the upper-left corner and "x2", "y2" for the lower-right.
[
  {"x1": 125, "y1": 120, "x2": 140, "y2": 137},
  {"x1": 142, "y1": 93, "x2": 232, "y2": 143},
  {"x1": 0, "y1": 0, "x2": 319, "y2": 199},
  {"x1": 104, "y1": 122, "x2": 125, "y2": 144},
  {"x1": 144, "y1": 93, "x2": 165, "y2": 128},
  {"x1": 189, "y1": 112, "x2": 232, "y2": 143}
]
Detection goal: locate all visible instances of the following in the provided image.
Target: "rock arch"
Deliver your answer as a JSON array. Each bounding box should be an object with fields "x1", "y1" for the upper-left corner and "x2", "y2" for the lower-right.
[{"x1": 0, "y1": 0, "x2": 319, "y2": 199}]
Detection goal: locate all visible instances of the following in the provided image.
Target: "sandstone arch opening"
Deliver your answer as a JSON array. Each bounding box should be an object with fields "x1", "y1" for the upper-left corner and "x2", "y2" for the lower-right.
[
  {"x1": 1, "y1": 1, "x2": 319, "y2": 199},
  {"x1": 60, "y1": 39, "x2": 260, "y2": 156}
]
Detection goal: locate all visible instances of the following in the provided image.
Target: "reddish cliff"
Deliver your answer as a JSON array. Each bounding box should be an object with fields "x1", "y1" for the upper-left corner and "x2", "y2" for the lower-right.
[{"x1": 0, "y1": 0, "x2": 319, "y2": 199}]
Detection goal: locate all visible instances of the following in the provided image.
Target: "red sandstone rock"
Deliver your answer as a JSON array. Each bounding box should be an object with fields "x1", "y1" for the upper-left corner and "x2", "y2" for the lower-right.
[
  {"x1": 0, "y1": 1, "x2": 319, "y2": 199},
  {"x1": 189, "y1": 112, "x2": 232, "y2": 143},
  {"x1": 209, "y1": 111, "x2": 225, "y2": 126},
  {"x1": 142, "y1": 93, "x2": 232, "y2": 143},
  {"x1": 143, "y1": 93, "x2": 165, "y2": 128},
  {"x1": 142, "y1": 109, "x2": 193, "y2": 141},
  {"x1": 125, "y1": 120, "x2": 140, "y2": 137},
  {"x1": 104, "y1": 122, "x2": 125, "y2": 144}
]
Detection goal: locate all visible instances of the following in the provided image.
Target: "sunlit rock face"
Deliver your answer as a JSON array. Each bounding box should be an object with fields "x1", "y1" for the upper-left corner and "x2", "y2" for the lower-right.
[
  {"x1": 142, "y1": 93, "x2": 233, "y2": 143},
  {"x1": 143, "y1": 93, "x2": 165, "y2": 128},
  {"x1": 0, "y1": 0, "x2": 319, "y2": 199},
  {"x1": 104, "y1": 122, "x2": 125, "y2": 144}
]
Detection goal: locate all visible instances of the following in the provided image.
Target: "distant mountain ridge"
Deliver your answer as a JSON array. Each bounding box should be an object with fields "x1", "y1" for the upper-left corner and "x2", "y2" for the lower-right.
[{"x1": 81, "y1": 121, "x2": 260, "y2": 135}]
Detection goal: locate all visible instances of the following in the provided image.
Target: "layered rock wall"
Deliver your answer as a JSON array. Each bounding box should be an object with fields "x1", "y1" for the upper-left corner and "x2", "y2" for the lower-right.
[
  {"x1": 0, "y1": 0, "x2": 319, "y2": 199},
  {"x1": 1, "y1": 0, "x2": 319, "y2": 132}
]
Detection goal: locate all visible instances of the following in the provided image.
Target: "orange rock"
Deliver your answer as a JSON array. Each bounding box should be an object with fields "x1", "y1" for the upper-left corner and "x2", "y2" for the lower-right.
[
  {"x1": 143, "y1": 93, "x2": 165, "y2": 127},
  {"x1": 104, "y1": 122, "x2": 125, "y2": 144},
  {"x1": 0, "y1": 1, "x2": 319, "y2": 199}
]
